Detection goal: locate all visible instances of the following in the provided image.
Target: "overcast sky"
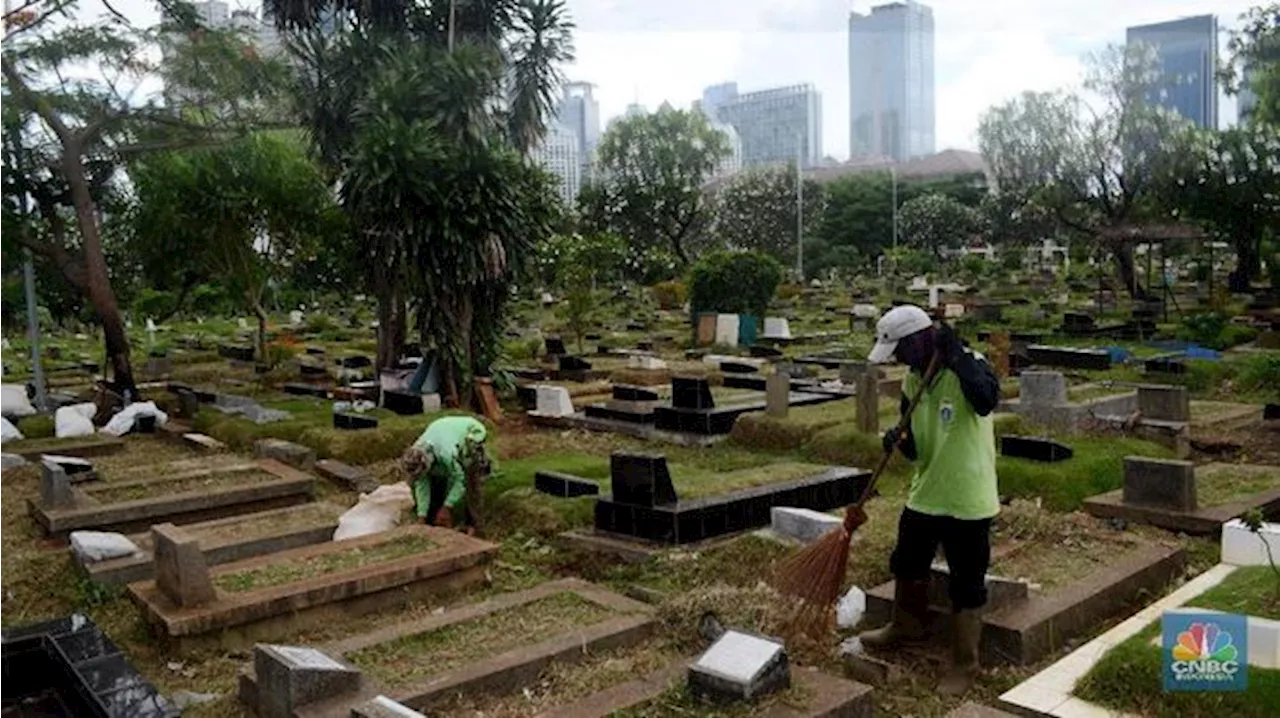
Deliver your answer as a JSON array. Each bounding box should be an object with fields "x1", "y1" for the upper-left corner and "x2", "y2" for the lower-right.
[{"x1": 92, "y1": 0, "x2": 1257, "y2": 159}]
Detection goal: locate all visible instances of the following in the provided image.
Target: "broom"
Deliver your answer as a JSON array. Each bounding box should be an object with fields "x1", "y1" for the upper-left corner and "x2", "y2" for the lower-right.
[{"x1": 772, "y1": 352, "x2": 943, "y2": 636}]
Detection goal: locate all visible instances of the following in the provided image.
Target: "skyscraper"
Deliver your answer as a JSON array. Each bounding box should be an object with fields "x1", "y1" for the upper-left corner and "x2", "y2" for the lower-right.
[
  {"x1": 533, "y1": 124, "x2": 582, "y2": 206},
  {"x1": 848, "y1": 1, "x2": 936, "y2": 161},
  {"x1": 693, "y1": 99, "x2": 744, "y2": 179},
  {"x1": 556, "y1": 82, "x2": 601, "y2": 179},
  {"x1": 705, "y1": 83, "x2": 823, "y2": 168},
  {"x1": 1126, "y1": 15, "x2": 1218, "y2": 129}
]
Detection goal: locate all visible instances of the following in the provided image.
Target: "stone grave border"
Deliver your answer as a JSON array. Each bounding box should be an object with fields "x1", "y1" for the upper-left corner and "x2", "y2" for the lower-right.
[
  {"x1": 997, "y1": 563, "x2": 1238, "y2": 717},
  {"x1": 76, "y1": 502, "x2": 345, "y2": 585},
  {"x1": 128, "y1": 524, "x2": 497, "y2": 650},
  {"x1": 29, "y1": 458, "x2": 315, "y2": 537},
  {"x1": 863, "y1": 541, "x2": 1186, "y2": 667},
  {"x1": 1083, "y1": 461, "x2": 1280, "y2": 535},
  {"x1": 530, "y1": 663, "x2": 873, "y2": 718},
  {"x1": 237, "y1": 578, "x2": 655, "y2": 717},
  {"x1": 8, "y1": 434, "x2": 126, "y2": 461}
]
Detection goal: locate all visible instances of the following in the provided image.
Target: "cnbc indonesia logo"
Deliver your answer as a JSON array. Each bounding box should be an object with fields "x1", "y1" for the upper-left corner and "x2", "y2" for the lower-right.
[{"x1": 1169, "y1": 622, "x2": 1241, "y2": 684}]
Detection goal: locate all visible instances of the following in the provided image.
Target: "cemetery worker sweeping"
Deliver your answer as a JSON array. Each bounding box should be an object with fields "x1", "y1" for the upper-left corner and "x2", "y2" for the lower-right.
[
  {"x1": 857, "y1": 304, "x2": 1001, "y2": 697},
  {"x1": 400, "y1": 415, "x2": 492, "y2": 530}
]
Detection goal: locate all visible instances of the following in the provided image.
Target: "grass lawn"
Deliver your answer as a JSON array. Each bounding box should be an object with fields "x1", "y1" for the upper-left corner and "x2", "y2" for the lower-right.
[
  {"x1": 213, "y1": 533, "x2": 438, "y2": 593},
  {"x1": 1076, "y1": 566, "x2": 1280, "y2": 718},
  {"x1": 997, "y1": 436, "x2": 1175, "y2": 511},
  {"x1": 1196, "y1": 465, "x2": 1280, "y2": 508}
]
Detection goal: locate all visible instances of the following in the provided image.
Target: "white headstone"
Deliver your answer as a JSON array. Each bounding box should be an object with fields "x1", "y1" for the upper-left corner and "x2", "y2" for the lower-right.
[
  {"x1": 627, "y1": 354, "x2": 668, "y2": 371},
  {"x1": 694, "y1": 631, "x2": 783, "y2": 684},
  {"x1": 289, "y1": 310, "x2": 304, "y2": 325},
  {"x1": 944, "y1": 303, "x2": 965, "y2": 319},
  {"x1": 928, "y1": 286, "x2": 940, "y2": 309},
  {"x1": 238, "y1": 318, "x2": 249, "y2": 330},
  {"x1": 533, "y1": 385, "x2": 574, "y2": 417},
  {"x1": 713, "y1": 314, "x2": 740, "y2": 347},
  {"x1": 770, "y1": 507, "x2": 842, "y2": 544},
  {"x1": 762, "y1": 317, "x2": 792, "y2": 339},
  {"x1": 1222, "y1": 519, "x2": 1280, "y2": 567},
  {"x1": 851, "y1": 304, "x2": 879, "y2": 319}
]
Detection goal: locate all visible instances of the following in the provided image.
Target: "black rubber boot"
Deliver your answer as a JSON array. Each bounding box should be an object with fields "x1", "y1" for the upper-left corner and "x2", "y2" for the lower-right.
[
  {"x1": 937, "y1": 608, "x2": 982, "y2": 696},
  {"x1": 858, "y1": 578, "x2": 930, "y2": 649}
]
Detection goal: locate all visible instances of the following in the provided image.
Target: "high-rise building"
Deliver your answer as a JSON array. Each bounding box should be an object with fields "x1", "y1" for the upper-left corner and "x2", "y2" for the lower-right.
[
  {"x1": 533, "y1": 123, "x2": 582, "y2": 206},
  {"x1": 705, "y1": 83, "x2": 823, "y2": 168},
  {"x1": 193, "y1": 0, "x2": 229, "y2": 26},
  {"x1": 1126, "y1": 15, "x2": 1218, "y2": 129},
  {"x1": 556, "y1": 82, "x2": 601, "y2": 175},
  {"x1": 693, "y1": 99, "x2": 744, "y2": 180},
  {"x1": 848, "y1": 1, "x2": 936, "y2": 161}
]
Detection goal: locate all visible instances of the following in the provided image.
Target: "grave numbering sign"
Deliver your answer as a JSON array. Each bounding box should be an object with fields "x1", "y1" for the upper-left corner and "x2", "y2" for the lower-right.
[{"x1": 1162, "y1": 612, "x2": 1248, "y2": 692}]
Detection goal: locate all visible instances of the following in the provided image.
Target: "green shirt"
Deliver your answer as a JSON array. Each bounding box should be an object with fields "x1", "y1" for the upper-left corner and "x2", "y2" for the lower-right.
[
  {"x1": 411, "y1": 416, "x2": 488, "y2": 516},
  {"x1": 902, "y1": 356, "x2": 1000, "y2": 520}
]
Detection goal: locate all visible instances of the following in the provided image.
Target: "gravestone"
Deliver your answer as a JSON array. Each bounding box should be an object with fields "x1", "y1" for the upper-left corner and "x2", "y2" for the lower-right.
[
  {"x1": 152, "y1": 523, "x2": 216, "y2": 608},
  {"x1": 175, "y1": 388, "x2": 200, "y2": 419},
  {"x1": 672, "y1": 377, "x2": 715, "y2": 410},
  {"x1": 545, "y1": 337, "x2": 567, "y2": 357},
  {"x1": 1000, "y1": 436, "x2": 1073, "y2": 462},
  {"x1": 534, "y1": 385, "x2": 574, "y2": 417},
  {"x1": 714, "y1": 314, "x2": 740, "y2": 347},
  {"x1": 1122, "y1": 457, "x2": 1196, "y2": 512},
  {"x1": 770, "y1": 507, "x2": 840, "y2": 544},
  {"x1": 340, "y1": 355, "x2": 373, "y2": 370},
  {"x1": 41, "y1": 455, "x2": 96, "y2": 483},
  {"x1": 352, "y1": 696, "x2": 427, "y2": 718},
  {"x1": 1019, "y1": 371, "x2": 1068, "y2": 406},
  {"x1": 1137, "y1": 385, "x2": 1189, "y2": 422},
  {"x1": 762, "y1": 317, "x2": 792, "y2": 340},
  {"x1": 765, "y1": 372, "x2": 790, "y2": 418},
  {"x1": 614, "y1": 385, "x2": 660, "y2": 402},
  {"x1": 534, "y1": 471, "x2": 600, "y2": 498},
  {"x1": 1266, "y1": 404, "x2": 1280, "y2": 421},
  {"x1": 39, "y1": 461, "x2": 74, "y2": 507},
  {"x1": 382, "y1": 389, "x2": 425, "y2": 415},
  {"x1": 628, "y1": 354, "x2": 668, "y2": 371},
  {"x1": 316, "y1": 459, "x2": 379, "y2": 493},
  {"x1": 253, "y1": 439, "x2": 316, "y2": 472},
  {"x1": 334, "y1": 412, "x2": 379, "y2": 430},
  {"x1": 1144, "y1": 356, "x2": 1187, "y2": 375},
  {"x1": 856, "y1": 371, "x2": 879, "y2": 435},
  {"x1": 254, "y1": 644, "x2": 363, "y2": 718},
  {"x1": 1027, "y1": 345, "x2": 1111, "y2": 371},
  {"x1": 696, "y1": 314, "x2": 718, "y2": 346},
  {"x1": 688, "y1": 630, "x2": 790, "y2": 702},
  {"x1": 610, "y1": 452, "x2": 677, "y2": 507},
  {"x1": 558, "y1": 355, "x2": 593, "y2": 372},
  {"x1": 749, "y1": 344, "x2": 784, "y2": 359}
]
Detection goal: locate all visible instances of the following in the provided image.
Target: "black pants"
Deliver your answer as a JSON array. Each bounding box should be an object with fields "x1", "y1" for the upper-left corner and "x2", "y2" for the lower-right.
[
  {"x1": 420, "y1": 474, "x2": 474, "y2": 527},
  {"x1": 888, "y1": 508, "x2": 993, "y2": 610}
]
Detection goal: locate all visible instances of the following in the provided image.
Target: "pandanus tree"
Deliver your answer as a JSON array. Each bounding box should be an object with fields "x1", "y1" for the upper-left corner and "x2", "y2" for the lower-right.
[{"x1": 264, "y1": 0, "x2": 574, "y2": 405}]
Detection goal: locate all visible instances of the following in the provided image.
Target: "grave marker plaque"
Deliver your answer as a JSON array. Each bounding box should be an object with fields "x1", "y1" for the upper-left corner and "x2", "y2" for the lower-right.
[
  {"x1": 545, "y1": 337, "x2": 567, "y2": 357},
  {"x1": 254, "y1": 644, "x2": 363, "y2": 718},
  {"x1": 152, "y1": 523, "x2": 216, "y2": 608},
  {"x1": 765, "y1": 373, "x2": 789, "y2": 418},
  {"x1": 610, "y1": 452, "x2": 677, "y2": 507},
  {"x1": 1137, "y1": 384, "x2": 1189, "y2": 422},
  {"x1": 688, "y1": 630, "x2": 790, "y2": 703},
  {"x1": 671, "y1": 377, "x2": 714, "y2": 410},
  {"x1": 1122, "y1": 457, "x2": 1196, "y2": 512}
]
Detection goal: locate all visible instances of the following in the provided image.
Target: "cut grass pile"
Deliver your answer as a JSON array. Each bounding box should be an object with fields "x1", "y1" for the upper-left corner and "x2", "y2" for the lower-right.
[
  {"x1": 997, "y1": 436, "x2": 1175, "y2": 511},
  {"x1": 100, "y1": 454, "x2": 247, "y2": 482},
  {"x1": 188, "y1": 502, "x2": 341, "y2": 545},
  {"x1": 83, "y1": 468, "x2": 276, "y2": 504},
  {"x1": 1196, "y1": 464, "x2": 1280, "y2": 507},
  {"x1": 1076, "y1": 612, "x2": 1280, "y2": 717},
  {"x1": 213, "y1": 533, "x2": 437, "y2": 593},
  {"x1": 347, "y1": 591, "x2": 615, "y2": 689},
  {"x1": 1187, "y1": 566, "x2": 1280, "y2": 621},
  {"x1": 989, "y1": 500, "x2": 1137, "y2": 590}
]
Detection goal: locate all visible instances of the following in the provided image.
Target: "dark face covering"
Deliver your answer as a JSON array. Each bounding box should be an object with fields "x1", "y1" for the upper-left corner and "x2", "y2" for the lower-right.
[{"x1": 893, "y1": 328, "x2": 936, "y2": 373}]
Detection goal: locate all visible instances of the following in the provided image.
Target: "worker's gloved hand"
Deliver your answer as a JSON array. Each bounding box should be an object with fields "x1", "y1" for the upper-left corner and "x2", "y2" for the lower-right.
[
  {"x1": 435, "y1": 506, "x2": 453, "y2": 528},
  {"x1": 882, "y1": 426, "x2": 905, "y2": 455},
  {"x1": 935, "y1": 324, "x2": 966, "y2": 368}
]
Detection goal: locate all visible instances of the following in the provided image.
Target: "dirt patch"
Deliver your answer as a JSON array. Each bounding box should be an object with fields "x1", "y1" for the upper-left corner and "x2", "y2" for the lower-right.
[
  {"x1": 990, "y1": 500, "x2": 1137, "y2": 590},
  {"x1": 1196, "y1": 464, "x2": 1280, "y2": 507},
  {"x1": 213, "y1": 533, "x2": 437, "y2": 593},
  {"x1": 102, "y1": 454, "x2": 246, "y2": 482},
  {"x1": 347, "y1": 591, "x2": 616, "y2": 689},
  {"x1": 84, "y1": 469, "x2": 279, "y2": 504},
  {"x1": 89, "y1": 436, "x2": 202, "y2": 473}
]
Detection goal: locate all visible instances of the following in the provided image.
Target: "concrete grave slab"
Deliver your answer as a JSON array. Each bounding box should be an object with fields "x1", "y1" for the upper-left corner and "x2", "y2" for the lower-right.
[
  {"x1": 1137, "y1": 384, "x2": 1189, "y2": 422},
  {"x1": 1018, "y1": 371, "x2": 1067, "y2": 406},
  {"x1": 1222, "y1": 518, "x2": 1280, "y2": 566},
  {"x1": 535, "y1": 471, "x2": 600, "y2": 498},
  {"x1": 7, "y1": 435, "x2": 125, "y2": 462},
  {"x1": 688, "y1": 630, "x2": 789, "y2": 702},
  {"x1": 40, "y1": 454, "x2": 96, "y2": 482},
  {"x1": 39, "y1": 461, "x2": 75, "y2": 508},
  {"x1": 315, "y1": 459, "x2": 379, "y2": 493},
  {"x1": 770, "y1": 507, "x2": 841, "y2": 544},
  {"x1": 132, "y1": 525, "x2": 497, "y2": 651},
  {"x1": 182, "y1": 433, "x2": 228, "y2": 451},
  {"x1": 1085, "y1": 462, "x2": 1280, "y2": 534},
  {"x1": 152, "y1": 523, "x2": 217, "y2": 607},
  {"x1": 77, "y1": 502, "x2": 344, "y2": 585},
  {"x1": 237, "y1": 578, "x2": 653, "y2": 717},
  {"x1": 1122, "y1": 456, "x2": 1196, "y2": 512},
  {"x1": 351, "y1": 696, "x2": 426, "y2": 718},
  {"x1": 254, "y1": 438, "x2": 317, "y2": 472},
  {"x1": 999, "y1": 436, "x2": 1073, "y2": 462},
  {"x1": 29, "y1": 459, "x2": 315, "y2": 538},
  {"x1": 945, "y1": 702, "x2": 1020, "y2": 718},
  {"x1": 254, "y1": 644, "x2": 364, "y2": 718},
  {"x1": 765, "y1": 373, "x2": 790, "y2": 418}
]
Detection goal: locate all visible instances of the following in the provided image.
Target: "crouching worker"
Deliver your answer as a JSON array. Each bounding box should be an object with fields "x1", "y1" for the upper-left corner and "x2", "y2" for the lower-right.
[{"x1": 400, "y1": 415, "x2": 493, "y2": 531}]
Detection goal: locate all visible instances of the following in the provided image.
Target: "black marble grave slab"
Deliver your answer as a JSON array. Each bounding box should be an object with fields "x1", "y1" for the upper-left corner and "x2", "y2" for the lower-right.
[
  {"x1": 559, "y1": 355, "x2": 593, "y2": 372},
  {"x1": 720, "y1": 362, "x2": 759, "y2": 374},
  {"x1": 749, "y1": 344, "x2": 784, "y2": 358},
  {"x1": 1000, "y1": 435, "x2": 1074, "y2": 462},
  {"x1": 512, "y1": 367, "x2": 548, "y2": 381},
  {"x1": 594, "y1": 467, "x2": 870, "y2": 544},
  {"x1": 652, "y1": 406, "x2": 744, "y2": 435},
  {"x1": 545, "y1": 337, "x2": 567, "y2": 356},
  {"x1": 534, "y1": 471, "x2": 601, "y2": 498},
  {"x1": 517, "y1": 385, "x2": 538, "y2": 410},
  {"x1": 219, "y1": 344, "x2": 254, "y2": 362},
  {"x1": 613, "y1": 384, "x2": 660, "y2": 402},
  {"x1": 383, "y1": 389, "x2": 424, "y2": 415},
  {"x1": 339, "y1": 355, "x2": 373, "y2": 369},
  {"x1": 610, "y1": 452, "x2": 678, "y2": 506},
  {"x1": 284, "y1": 383, "x2": 330, "y2": 398},
  {"x1": 1144, "y1": 356, "x2": 1187, "y2": 375},
  {"x1": 1266, "y1": 404, "x2": 1280, "y2": 421},
  {"x1": 672, "y1": 376, "x2": 715, "y2": 410},
  {"x1": 2, "y1": 614, "x2": 177, "y2": 718},
  {"x1": 1027, "y1": 345, "x2": 1112, "y2": 371},
  {"x1": 584, "y1": 400, "x2": 657, "y2": 424},
  {"x1": 333, "y1": 412, "x2": 379, "y2": 430}
]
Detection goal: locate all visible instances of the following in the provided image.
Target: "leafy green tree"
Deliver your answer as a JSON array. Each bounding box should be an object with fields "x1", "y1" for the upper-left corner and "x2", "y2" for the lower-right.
[
  {"x1": 978, "y1": 45, "x2": 1195, "y2": 298},
  {"x1": 1222, "y1": 4, "x2": 1279, "y2": 128},
  {"x1": 708, "y1": 165, "x2": 825, "y2": 268},
  {"x1": 897, "y1": 192, "x2": 979, "y2": 256},
  {"x1": 535, "y1": 233, "x2": 627, "y2": 291},
  {"x1": 582, "y1": 106, "x2": 729, "y2": 265},
  {"x1": 688, "y1": 251, "x2": 783, "y2": 319},
  {"x1": 129, "y1": 132, "x2": 339, "y2": 360}
]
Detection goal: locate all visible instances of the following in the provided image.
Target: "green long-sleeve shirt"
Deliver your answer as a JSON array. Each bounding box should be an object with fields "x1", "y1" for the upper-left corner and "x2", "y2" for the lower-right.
[{"x1": 410, "y1": 416, "x2": 488, "y2": 518}]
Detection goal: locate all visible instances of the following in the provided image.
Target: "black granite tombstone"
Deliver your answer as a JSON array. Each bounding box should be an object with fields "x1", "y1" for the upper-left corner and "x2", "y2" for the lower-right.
[
  {"x1": 340, "y1": 355, "x2": 373, "y2": 369},
  {"x1": 671, "y1": 377, "x2": 715, "y2": 410},
  {"x1": 1027, "y1": 345, "x2": 1112, "y2": 371},
  {"x1": 545, "y1": 337, "x2": 567, "y2": 356},
  {"x1": 1265, "y1": 404, "x2": 1280, "y2": 421},
  {"x1": 1000, "y1": 435, "x2": 1074, "y2": 462},
  {"x1": 559, "y1": 355, "x2": 593, "y2": 372},
  {"x1": 382, "y1": 389, "x2": 424, "y2": 415},
  {"x1": 610, "y1": 452, "x2": 678, "y2": 507},
  {"x1": 333, "y1": 412, "x2": 379, "y2": 430},
  {"x1": 720, "y1": 362, "x2": 759, "y2": 374},
  {"x1": 749, "y1": 344, "x2": 784, "y2": 358},
  {"x1": 613, "y1": 385, "x2": 661, "y2": 402},
  {"x1": 534, "y1": 471, "x2": 601, "y2": 498}
]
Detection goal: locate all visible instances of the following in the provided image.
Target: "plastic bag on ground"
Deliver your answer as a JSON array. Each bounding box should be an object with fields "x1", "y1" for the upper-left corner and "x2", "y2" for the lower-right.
[
  {"x1": 836, "y1": 585, "x2": 866, "y2": 629},
  {"x1": 101, "y1": 401, "x2": 168, "y2": 436},
  {"x1": 1, "y1": 384, "x2": 35, "y2": 418},
  {"x1": 333, "y1": 482, "x2": 415, "y2": 541},
  {"x1": 55, "y1": 403, "x2": 97, "y2": 438},
  {"x1": 1, "y1": 416, "x2": 23, "y2": 443},
  {"x1": 70, "y1": 531, "x2": 143, "y2": 563}
]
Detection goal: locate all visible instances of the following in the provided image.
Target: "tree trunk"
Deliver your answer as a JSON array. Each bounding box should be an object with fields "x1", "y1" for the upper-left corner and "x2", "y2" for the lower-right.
[
  {"x1": 1111, "y1": 243, "x2": 1148, "y2": 300},
  {"x1": 63, "y1": 142, "x2": 134, "y2": 393},
  {"x1": 373, "y1": 265, "x2": 402, "y2": 370},
  {"x1": 251, "y1": 298, "x2": 268, "y2": 364},
  {"x1": 1229, "y1": 232, "x2": 1260, "y2": 293}
]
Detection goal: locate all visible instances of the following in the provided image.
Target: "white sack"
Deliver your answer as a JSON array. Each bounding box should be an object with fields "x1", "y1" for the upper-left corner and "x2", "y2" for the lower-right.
[
  {"x1": 1, "y1": 416, "x2": 23, "y2": 443},
  {"x1": 333, "y1": 482, "x2": 415, "y2": 541},
  {"x1": 836, "y1": 585, "x2": 866, "y2": 629},
  {"x1": 101, "y1": 401, "x2": 168, "y2": 437},
  {"x1": 55, "y1": 404, "x2": 96, "y2": 438},
  {"x1": 70, "y1": 531, "x2": 142, "y2": 563},
  {"x1": 1, "y1": 384, "x2": 35, "y2": 418}
]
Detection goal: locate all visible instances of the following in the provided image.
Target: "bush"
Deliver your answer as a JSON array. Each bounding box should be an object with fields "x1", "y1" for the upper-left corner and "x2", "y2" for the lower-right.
[
  {"x1": 689, "y1": 251, "x2": 784, "y2": 318},
  {"x1": 132, "y1": 289, "x2": 179, "y2": 322},
  {"x1": 1175, "y1": 312, "x2": 1256, "y2": 350},
  {"x1": 650, "y1": 281, "x2": 687, "y2": 310},
  {"x1": 1237, "y1": 354, "x2": 1280, "y2": 400},
  {"x1": 775, "y1": 283, "x2": 803, "y2": 301}
]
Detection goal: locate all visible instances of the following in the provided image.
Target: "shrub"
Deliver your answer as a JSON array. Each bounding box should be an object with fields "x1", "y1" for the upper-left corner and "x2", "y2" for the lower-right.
[
  {"x1": 650, "y1": 281, "x2": 687, "y2": 310},
  {"x1": 1237, "y1": 354, "x2": 1280, "y2": 399},
  {"x1": 132, "y1": 289, "x2": 179, "y2": 323},
  {"x1": 1175, "y1": 312, "x2": 1256, "y2": 350},
  {"x1": 689, "y1": 251, "x2": 784, "y2": 318},
  {"x1": 775, "y1": 283, "x2": 803, "y2": 301},
  {"x1": 303, "y1": 313, "x2": 339, "y2": 334}
]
